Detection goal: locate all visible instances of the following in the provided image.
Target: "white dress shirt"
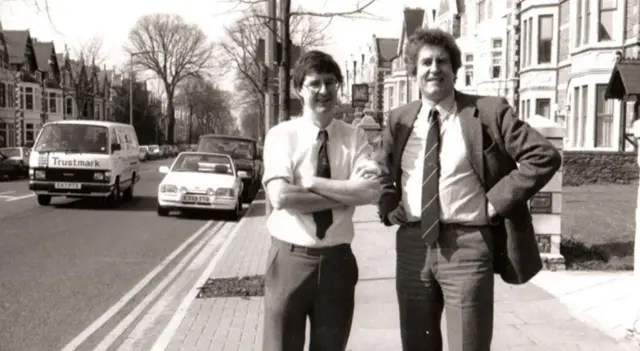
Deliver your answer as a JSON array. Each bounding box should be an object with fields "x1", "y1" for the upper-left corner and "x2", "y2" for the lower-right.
[
  {"x1": 262, "y1": 116, "x2": 373, "y2": 247},
  {"x1": 400, "y1": 94, "x2": 490, "y2": 225}
]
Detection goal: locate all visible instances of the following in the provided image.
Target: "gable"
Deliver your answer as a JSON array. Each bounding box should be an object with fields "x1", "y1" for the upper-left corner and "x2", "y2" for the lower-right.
[{"x1": 438, "y1": 0, "x2": 450, "y2": 16}]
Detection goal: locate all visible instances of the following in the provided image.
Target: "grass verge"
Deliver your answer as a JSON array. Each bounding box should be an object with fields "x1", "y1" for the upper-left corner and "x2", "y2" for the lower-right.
[{"x1": 562, "y1": 184, "x2": 635, "y2": 270}]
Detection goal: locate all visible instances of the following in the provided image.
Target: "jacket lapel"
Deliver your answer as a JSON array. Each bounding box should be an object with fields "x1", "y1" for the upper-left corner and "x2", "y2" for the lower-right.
[
  {"x1": 455, "y1": 91, "x2": 485, "y2": 185},
  {"x1": 394, "y1": 101, "x2": 421, "y2": 177}
]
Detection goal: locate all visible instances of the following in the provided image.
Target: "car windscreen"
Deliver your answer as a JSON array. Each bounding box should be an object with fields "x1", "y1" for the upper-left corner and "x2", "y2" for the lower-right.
[
  {"x1": 0, "y1": 147, "x2": 20, "y2": 158},
  {"x1": 198, "y1": 138, "x2": 254, "y2": 159},
  {"x1": 171, "y1": 154, "x2": 234, "y2": 175},
  {"x1": 34, "y1": 124, "x2": 110, "y2": 154}
]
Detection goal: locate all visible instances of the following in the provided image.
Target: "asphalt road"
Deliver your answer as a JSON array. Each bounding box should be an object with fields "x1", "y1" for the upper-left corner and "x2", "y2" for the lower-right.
[{"x1": 0, "y1": 158, "x2": 222, "y2": 351}]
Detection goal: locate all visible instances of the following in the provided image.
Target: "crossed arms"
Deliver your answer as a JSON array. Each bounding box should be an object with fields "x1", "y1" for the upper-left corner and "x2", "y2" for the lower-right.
[{"x1": 263, "y1": 127, "x2": 382, "y2": 214}]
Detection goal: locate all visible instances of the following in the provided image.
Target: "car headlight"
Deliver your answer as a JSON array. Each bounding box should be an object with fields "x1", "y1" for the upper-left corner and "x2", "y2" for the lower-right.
[
  {"x1": 29, "y1": 169, "x2": 45, "y2": 180},
  {"x1": 93, "y1": 171, "x2": 111, "y2": 182},
  {"x1": 161, "y1": 184, "x2": 178, "y2": 193},
  {"x1": 179, "y1": 186, "x2": 188, "y2": 194},
  {"x1": 215, "y1": 188, "x2": 235, "y2": 197},
  {"x1": 206, "y1": 188, "x2": 215, "y2": 196}
]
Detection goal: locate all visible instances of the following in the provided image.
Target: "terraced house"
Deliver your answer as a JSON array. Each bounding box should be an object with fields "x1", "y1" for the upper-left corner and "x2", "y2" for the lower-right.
[
  {"x1": 383, "y1": 7, "x2": 432, "y2": 119},
  {"x1": 0, "y1": 21, "x2": 117, "y2": 147},
  {"x1": 379, "y1": 0, "x2": 640, "y2": 153}
]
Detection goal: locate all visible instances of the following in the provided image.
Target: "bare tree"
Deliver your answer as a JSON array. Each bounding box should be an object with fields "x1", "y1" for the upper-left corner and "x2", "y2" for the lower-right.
[
  {"x1": 219, "y1": 5, "x2": 328, "y2": 138},
  {"x1": 125, "y1": 13, "x2": 215, "y2": 144},
  {"x1": 176, "y1": 77, "x2": 238, "y2": 141},
  {"x1": 72, "y1": 35, "x2": 108, "y2": 67}
]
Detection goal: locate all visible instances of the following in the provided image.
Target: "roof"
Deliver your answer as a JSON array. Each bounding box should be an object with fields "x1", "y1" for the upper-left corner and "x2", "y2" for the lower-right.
[
  {"x1": 199, "y1": 134, "x2": 256, "y2": 142},
  {"x1": 33, "y1": 41, "x2": 54, "y2": 72},
  {"x1": 404, "y1": 8, "x2": 425, "y2": 38},
  {"x1": 605, "y1": 60, "x2": 640, "y2": 100},
  {"x1": 178, "y1": 151, "x2": 233, "y2": 159},
  {"x1": 3, "y1": 30, "x2": 30, "y2": 65},
  {"x1": 397, "y1": 8, "x2": 425, "y2": 55},
  {"x1": 376, "y1": 37, "x2": 399, "y2": 63},
  {"x1": 44, "y1": 120, "x2": 133, "y2": 128}
]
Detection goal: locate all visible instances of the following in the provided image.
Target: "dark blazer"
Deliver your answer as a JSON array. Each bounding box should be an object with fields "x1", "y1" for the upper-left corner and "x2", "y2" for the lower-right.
[{"x1": 376, "y1": 91, "x2": 562, "y2": 285}]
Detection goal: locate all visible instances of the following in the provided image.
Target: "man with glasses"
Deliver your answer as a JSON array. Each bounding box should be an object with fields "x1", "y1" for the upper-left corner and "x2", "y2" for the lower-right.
[{"x1": 261, "y1": 50, "x2": 383, "y2": 351}]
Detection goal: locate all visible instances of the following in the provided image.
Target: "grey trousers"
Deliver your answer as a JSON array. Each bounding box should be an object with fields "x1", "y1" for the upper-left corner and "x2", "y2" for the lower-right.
[
  {"x1": 262, "y1": 238, "x2": 359, "y2": 351},
  {"x1": 396, "y1": 223, "x2": 495, "y2": 351}
]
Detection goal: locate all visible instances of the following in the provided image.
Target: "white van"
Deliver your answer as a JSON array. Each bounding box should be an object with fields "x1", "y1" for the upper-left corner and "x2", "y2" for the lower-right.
[{"x1": 28, "y1": 120, "x2": 141, "y2": 207}]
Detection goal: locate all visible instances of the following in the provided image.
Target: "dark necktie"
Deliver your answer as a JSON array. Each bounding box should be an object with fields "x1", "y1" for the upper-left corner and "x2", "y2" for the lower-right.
[
  {"x1": 313, "y1": 130, "x2": 333, "y2": 239},
  {"x1": 421, "y1": 108, "x2": 441, "y2": 246}
]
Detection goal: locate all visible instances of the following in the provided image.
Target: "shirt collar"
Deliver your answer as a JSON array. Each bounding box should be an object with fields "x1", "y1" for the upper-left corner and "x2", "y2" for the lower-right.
[
  {"x1": 422, "y1": 92, "x2": 456, "y2": 121},
  {"x1": 297, "y1": 116, "x2": 336, "y2": 141}
]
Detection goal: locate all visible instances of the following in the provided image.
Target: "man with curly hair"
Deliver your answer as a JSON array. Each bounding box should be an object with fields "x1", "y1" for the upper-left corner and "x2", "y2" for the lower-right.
[{"x1": 375, "y1": 27, "x2": 562, "y2": 351}]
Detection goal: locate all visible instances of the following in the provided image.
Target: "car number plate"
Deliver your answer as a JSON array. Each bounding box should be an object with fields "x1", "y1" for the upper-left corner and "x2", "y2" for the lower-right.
[
  {"x1": 182, "y1": 195, "x2": 210, "y2": 203},
  {"x1": 55, "y1": 182, "x2": 81, "y2": 190}
]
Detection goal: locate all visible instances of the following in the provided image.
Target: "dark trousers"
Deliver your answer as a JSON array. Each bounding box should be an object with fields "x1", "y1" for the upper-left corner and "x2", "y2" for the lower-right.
[
  {"x1": 262, "y1": 238, "x2": 359, "y2": 351},
  {"x1": 396, "y1": 223, "x2": 495, "y2": 351}
]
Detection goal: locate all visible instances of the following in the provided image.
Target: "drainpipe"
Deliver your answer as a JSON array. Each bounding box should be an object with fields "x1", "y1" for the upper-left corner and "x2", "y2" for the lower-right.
[{"x1": 512, "y1": 0, "x2": 522, "y2": 118}]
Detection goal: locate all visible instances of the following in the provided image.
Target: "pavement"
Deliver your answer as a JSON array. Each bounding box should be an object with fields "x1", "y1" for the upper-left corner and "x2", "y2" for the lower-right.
[
  {"x1": 2, "y1": 167, "x2": 639, "y2": 350},
  {"x1": 0, "y1": 158, "x2": 239, "y2": 351},
  {"x1": 152, "y1": 203, "x2": 640, "y2": 351}
]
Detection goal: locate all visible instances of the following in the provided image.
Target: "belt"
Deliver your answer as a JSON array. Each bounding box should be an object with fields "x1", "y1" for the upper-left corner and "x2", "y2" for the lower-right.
[
  {"x1": 271, "y1": 238, "x2": 350, "y2": 256},
  {"x1": 405, "y1": 221, "x2": 490, "y2": 230}
]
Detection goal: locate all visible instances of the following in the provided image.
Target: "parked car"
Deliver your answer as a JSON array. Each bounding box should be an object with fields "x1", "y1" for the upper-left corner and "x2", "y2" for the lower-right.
[
  {"x1": 156, "y1": 152, "x2": 244, "y2": 219},
  {"x1": 0, "y1": 149, "x2": 27, "y2": 180},
  {"x1": 139, "y1": 146, "x2": 149, "y2": 161},
  {"x1": 160, "y1": 145, "x2": 172, "y2": 158},
  {"x1": 196, "y1": 135, "x2": 262, "y2": 203},
  {"x1": 147, "y1": 145, "x2": 162, "y2": 160},
  {"x1": 0, "y1": 147, "x2": 30, "y2": 177}
]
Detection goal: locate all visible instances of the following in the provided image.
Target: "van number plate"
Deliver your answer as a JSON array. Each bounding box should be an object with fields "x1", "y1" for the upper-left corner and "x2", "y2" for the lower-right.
[
  {"x1": 55, "y1": 182, "x2": 81, "y2": 190},
  {"x1": 182, "y1": 195, "x2": 210, "y2": 203}
]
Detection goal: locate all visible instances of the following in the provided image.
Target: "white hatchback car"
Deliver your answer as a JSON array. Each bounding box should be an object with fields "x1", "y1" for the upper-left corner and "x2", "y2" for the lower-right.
[{"x1": 157, "y1": 152, "x2": 245, "y2": 219}]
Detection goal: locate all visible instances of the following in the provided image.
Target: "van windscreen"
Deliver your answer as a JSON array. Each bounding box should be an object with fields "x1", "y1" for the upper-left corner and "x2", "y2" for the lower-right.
[{"x1": 34, "y1": 124, "x2": 110, "y2": 154}]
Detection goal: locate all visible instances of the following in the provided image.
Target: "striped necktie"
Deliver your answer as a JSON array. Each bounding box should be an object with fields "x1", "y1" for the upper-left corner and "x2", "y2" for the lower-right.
[
  {"x1": 313, "y1": 130, "x2": 333, "y2": 239},
  {"x1": 421, "y1": 108, "x2": 441, "y2": 246}
]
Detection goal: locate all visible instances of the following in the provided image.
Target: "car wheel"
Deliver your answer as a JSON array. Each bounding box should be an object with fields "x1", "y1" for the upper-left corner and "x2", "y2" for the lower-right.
[
  {"x1": 157, "y1": 204, "x2": 170, "y2": 216},
  {"x1": 37, "y1": 195, "x2": 52, "y2": 206},
  {"x1": 104, "y1": 181, "x2": 121, "y2": 208},
  {"x1": 228, "y1": 199, "x2": 242, "y2": 221},
  {"x1": 123, "y1": 175, "x2": 135, "y2": 201}
]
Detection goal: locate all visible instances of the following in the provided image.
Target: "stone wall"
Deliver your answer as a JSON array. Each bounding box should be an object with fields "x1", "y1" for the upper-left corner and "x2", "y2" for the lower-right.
[{"x1": 563, "y1": 151, "x2": 638, "y2": 186}]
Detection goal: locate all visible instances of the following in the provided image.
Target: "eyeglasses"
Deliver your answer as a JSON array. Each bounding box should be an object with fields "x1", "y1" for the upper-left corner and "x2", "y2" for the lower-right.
[{"x1": 304, "y1": 79, "x2": 340, "y2": 92}]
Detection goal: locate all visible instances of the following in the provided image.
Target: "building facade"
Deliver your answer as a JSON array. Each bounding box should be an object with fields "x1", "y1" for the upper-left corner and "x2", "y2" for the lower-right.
[
  {"x1": 0, "y1": 22, "x2": 117, "y2": 147},
  {"x1": 383, "y1": 8, "x2": 429, "y2": 121},
  {"x1": 0, "y1": 25, "x2": 16, "y2": 148},
  {"x1": 379, "y1": 0, "x2": 636, "y2": 151}
]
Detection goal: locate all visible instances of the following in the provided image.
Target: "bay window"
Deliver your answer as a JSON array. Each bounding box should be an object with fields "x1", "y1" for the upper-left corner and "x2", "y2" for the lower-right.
[{"x1": 538, "y1": 15, "x2": 553, "y2": 64}]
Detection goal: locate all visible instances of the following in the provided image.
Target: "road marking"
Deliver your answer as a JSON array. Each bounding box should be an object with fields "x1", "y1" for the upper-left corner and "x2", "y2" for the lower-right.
[
  {"x1": 95, "y1": 221, "x2": 226, "y2": 351},
  {"x1": 115, "y1": 221, "x2": 235, "y2": 351},
  {"x1": 6, "y1": 193, "x2": 35, "y2": 202},
  {"x1": 60, "y1": 220, "x2": 216, "y2": 351},
  {"x1": 0, "y1": 191, "x2": 15, "y2": 196},
  {"x1": 151, "y1": 201, "x2": 264, "y2": 351}
]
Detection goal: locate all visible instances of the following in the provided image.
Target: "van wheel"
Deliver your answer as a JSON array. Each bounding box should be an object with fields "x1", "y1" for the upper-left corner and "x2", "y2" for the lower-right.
[
  {"x1": 123, "y1": 174, "x2": 135, "y2": 201},
  {"x1": 105, "y1": 181, "x2": 121, "y2": 208},
  {"x1": 157, "y1": 205, "x2": 170, "y2": 216},
  {"x1": 37, "y1": 195, "x2": 51, "y2": 206}
]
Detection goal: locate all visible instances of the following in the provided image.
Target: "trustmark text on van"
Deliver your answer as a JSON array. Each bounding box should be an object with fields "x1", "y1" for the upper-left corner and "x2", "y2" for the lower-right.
[{"x1": 51, "y1": 157, "x2": 103, "y2": 168}]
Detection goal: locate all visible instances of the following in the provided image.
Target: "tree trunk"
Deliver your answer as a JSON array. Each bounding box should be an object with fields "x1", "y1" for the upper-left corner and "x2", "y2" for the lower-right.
[{"x1": 166, "y1": 92, "x2": 176, "y2": 144}]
